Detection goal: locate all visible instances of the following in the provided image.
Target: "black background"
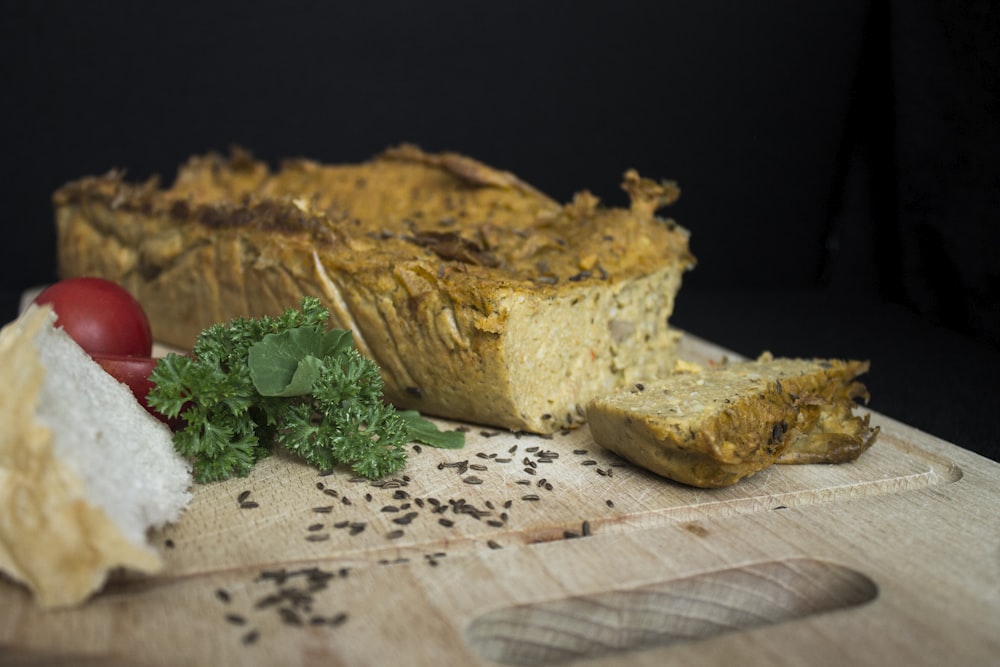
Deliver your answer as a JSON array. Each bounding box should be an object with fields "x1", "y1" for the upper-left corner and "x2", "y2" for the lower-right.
[{"x1": 2, "y1": 1, "x2": 998, "y2": 460}]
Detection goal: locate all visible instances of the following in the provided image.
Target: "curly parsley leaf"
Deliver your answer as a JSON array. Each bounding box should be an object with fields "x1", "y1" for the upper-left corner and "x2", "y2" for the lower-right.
[{"x1": 147, "y1": 297, "x2": 464, "y2": 483}]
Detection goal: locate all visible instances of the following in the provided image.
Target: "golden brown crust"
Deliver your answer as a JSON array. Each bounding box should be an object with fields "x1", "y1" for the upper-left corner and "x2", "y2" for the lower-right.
[
  {"x1": 585, "y1": 357, "x2": 878, "y2": 488},
  {"x1": 54, "y1": 146, "x2": 694, "y2": 433}
]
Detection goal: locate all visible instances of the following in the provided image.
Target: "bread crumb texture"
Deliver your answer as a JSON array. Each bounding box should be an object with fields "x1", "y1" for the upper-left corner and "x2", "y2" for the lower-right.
[
  {"x1": 586, "y1": 354, "x2": 879, "y2": 488},
  {"x1": 53, "y1": 145, "x2": 694, "y2": 433}
]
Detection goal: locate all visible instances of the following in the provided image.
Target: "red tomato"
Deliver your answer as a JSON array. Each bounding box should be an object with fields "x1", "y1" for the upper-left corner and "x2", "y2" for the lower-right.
[
  {"x1": 93, "y1": 354, "x2": 183, "y2": 430},
  {"x1": 34, "y1": 277, "x2": 153, "y2": 357}
]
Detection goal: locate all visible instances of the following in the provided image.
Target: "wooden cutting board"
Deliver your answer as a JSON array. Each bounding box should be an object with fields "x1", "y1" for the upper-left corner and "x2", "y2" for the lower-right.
[{"x1": 1, "y1": 333, "x2": 998, "y2": 667}]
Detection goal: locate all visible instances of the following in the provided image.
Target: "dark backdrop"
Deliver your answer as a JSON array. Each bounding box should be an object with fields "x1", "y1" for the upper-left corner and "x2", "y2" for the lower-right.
[{"x1": 2, "y1": 1, "x2": 998, "y2": 460}]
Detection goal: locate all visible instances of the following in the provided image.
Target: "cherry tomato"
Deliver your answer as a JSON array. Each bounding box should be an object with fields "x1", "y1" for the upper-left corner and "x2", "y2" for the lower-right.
[
  {"x1": 93, "y1": 354, "x2": 184, "y2": 430},
  {"x1": 34, "y1": 277, "x2": 153, "y2": 357}
]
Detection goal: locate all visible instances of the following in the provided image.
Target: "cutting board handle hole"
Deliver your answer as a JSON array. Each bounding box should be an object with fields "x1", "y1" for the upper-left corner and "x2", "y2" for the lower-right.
[{"x1": 465, "y1": 557, "x2": 877, "y2": 666}]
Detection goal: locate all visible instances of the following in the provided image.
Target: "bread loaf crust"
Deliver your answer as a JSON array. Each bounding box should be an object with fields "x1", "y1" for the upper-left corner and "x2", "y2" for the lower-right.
[{"x1": 54, "y1": 146, "x2": 694, "y2": 433}]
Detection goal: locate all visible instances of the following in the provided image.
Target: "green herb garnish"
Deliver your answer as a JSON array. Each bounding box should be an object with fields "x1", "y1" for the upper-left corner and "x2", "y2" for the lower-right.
[
  {"x1": 147, "y1": 297, "x2": 464, "y2": 483},
  {"x1": 396, "y1": 411, "x2": 466, "y2": 450}
]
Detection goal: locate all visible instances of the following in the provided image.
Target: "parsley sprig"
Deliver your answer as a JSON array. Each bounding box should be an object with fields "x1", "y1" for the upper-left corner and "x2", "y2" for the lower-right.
[{"x1": 147, "y1": 297, "x2": 463, "y2": 483}]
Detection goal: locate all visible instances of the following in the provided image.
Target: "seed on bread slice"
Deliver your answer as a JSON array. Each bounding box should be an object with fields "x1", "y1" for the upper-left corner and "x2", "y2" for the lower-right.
[{"x1": 585, "y1": 353, "x2": 878, "y2": 488}]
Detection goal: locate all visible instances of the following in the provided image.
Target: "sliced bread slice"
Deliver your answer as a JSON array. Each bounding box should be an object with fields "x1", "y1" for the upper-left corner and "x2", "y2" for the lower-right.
[{"x1": 585, "y1": 354, "x2": 878, "y2": 488}]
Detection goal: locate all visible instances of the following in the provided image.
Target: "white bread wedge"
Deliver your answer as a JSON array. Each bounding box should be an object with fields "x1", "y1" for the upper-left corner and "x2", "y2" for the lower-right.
[{"x1": 0, "y1": 304, "x2": 191, "y2": 608}]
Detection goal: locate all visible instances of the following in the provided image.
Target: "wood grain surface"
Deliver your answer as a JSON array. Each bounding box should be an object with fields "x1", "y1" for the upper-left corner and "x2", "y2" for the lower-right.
[{"x1": 1, "y1": 334, "x2": 998, "y2": 666}]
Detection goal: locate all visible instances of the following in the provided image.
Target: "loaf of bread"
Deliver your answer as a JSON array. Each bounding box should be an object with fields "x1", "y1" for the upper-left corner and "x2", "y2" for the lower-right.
[
  {"x1": 585, "y1": 354, "x2": 879, "y2": 488},
  {"x1": 0, "y1": 304, "x2": 191, "y2": 608},
  {"x1": 53, "y1": 145, "x2": 694, "y2": 434}
]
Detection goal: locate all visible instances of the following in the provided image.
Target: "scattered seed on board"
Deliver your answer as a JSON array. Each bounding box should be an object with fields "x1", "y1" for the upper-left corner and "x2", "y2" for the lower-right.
[
  {"x1": 522, "y1": 494, "x2": 540, "y2": 501},
  {"x1": 606, "y1": 499, "x2": 615, "y2": 508},
  {"x1": 237, "y1": 490, "x2": 252, "y2": 503},
  {"x1": 306, "y1": 534, "x2": 330, "y2": 542},
  {"x1": 216, "y1": 589, "x2": 231, "y2": 604},
  {"x1": 464, "y1": 476, "x2": 484, "y2": 485},
  {"x1": 242, "y1": 630, "x2": 260, "y2": 645},
  {"x1": 240, "y1": 501, "x2": 260, "y2": 509},
  {"x1": 313, "y1": 506, "x2": 334, "y2": 513},
  {"x1": 386, "y1": 529, "x2": 405, "y2": 539},
  {"x1": 279, "y1": 608, "x2": 303, "y2": 626},
  {"x1": 308, "y1": 523, "x2": 325, "y2": 531},
  {"x1": 487, "y1": 540, "x2": 502, "y2": 550},
  {"x1": 439, "y1": 518, "x2": 454, "y2": 527}
]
